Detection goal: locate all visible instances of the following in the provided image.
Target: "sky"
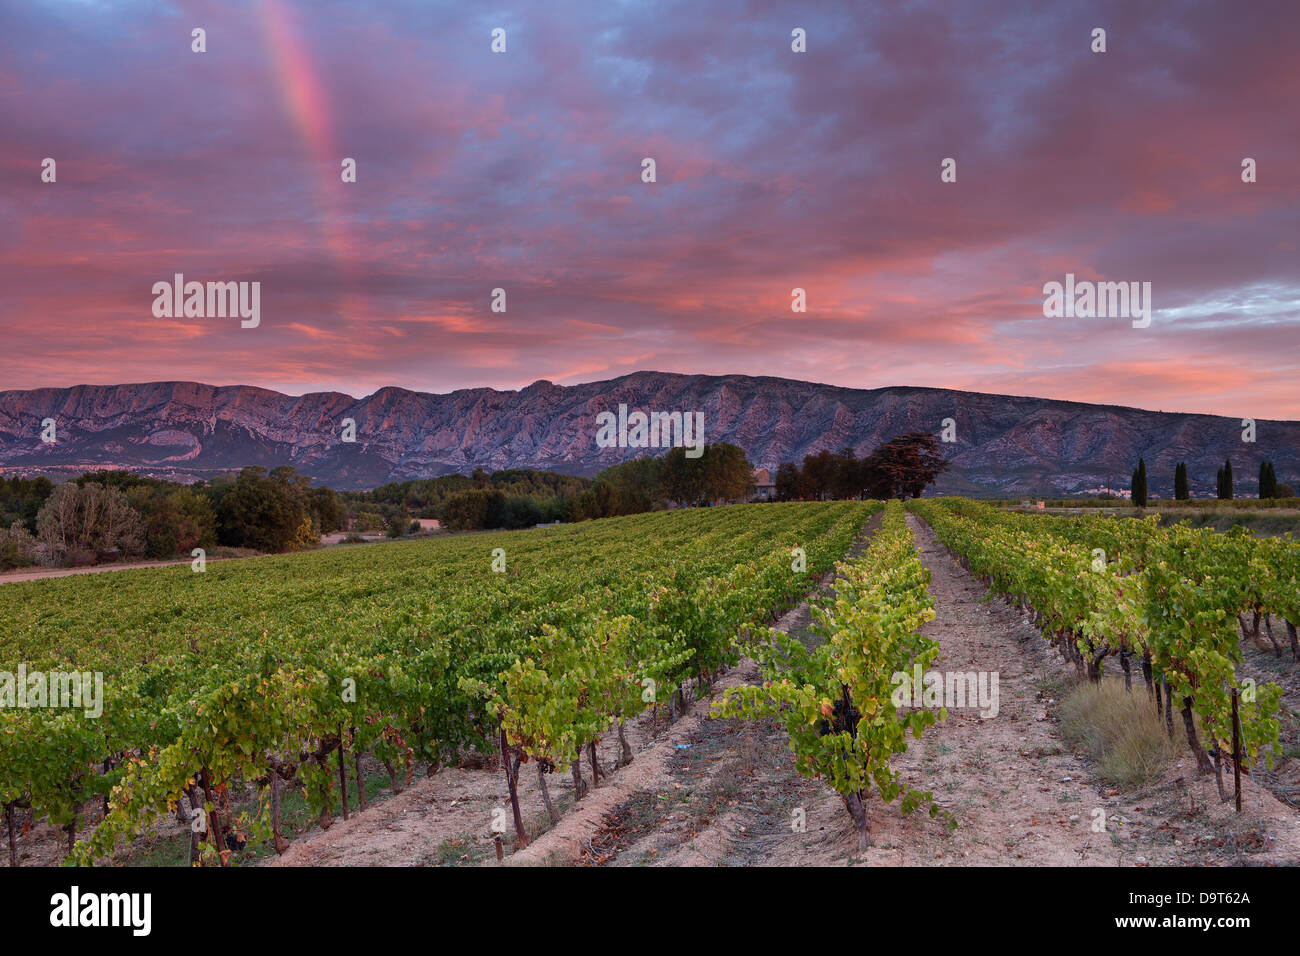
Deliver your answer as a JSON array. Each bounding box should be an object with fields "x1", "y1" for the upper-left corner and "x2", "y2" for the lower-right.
[{"x1": 1, "y1": 0, "x2": 1297, "y2": 418}]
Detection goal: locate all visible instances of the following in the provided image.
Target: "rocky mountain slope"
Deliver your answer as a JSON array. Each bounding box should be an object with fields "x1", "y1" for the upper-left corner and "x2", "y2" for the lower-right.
[{"x1": 0, "y1": 372, "x2": 1295, "y2": 495}]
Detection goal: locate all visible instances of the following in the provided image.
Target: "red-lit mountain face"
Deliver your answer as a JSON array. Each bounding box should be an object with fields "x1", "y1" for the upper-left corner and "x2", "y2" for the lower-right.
[{"x1": 1, "y1": 372, "x2": 1294, "y2": 495}]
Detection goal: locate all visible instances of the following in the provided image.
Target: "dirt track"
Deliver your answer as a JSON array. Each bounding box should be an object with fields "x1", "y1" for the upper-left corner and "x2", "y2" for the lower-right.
[{"x1": 0, "y1": 558, "x2": 193, "y2": 584}]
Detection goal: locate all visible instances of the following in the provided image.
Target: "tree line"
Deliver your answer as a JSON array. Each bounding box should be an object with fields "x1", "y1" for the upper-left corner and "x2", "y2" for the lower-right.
[
  {"x1": 442, "y1": 444, "x2": 757, "y2": 529},
  {"x1": 0, "y1": 435, "x2": 954, "y2": 566},
  {"x1": 0, "y1": 449, "x2": 768, "y2": 565},
  {"x1": 353, "y1": 469, "x2": 589, "y2": 518},
  {"x1": 1132, "y1": 457, "x2": 1291, "y2": 506},
  {"x1": 21, "y1": 433, "x2": 1282, "y2": 568},
  {"x1": 774, "y1": 433, "x2": 950, "y2": 501},
  {"x1": 0, "y1": 467, "x2": 346, "y2": 570},
  {"x1": 353, "y1": 468, "x2": 588, "y2": 534},
  {"x1": 565, "y1": 443, "x2": 755, "y2": 522}
]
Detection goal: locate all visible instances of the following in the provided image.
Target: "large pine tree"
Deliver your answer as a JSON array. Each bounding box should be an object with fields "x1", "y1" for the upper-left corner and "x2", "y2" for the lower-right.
[{"x1": 860, "y1": 432, "x2": 950, "y2": 499}]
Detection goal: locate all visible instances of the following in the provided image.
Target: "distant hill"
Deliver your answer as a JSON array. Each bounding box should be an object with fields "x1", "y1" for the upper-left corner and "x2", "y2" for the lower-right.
[{"x1": 0, "y1": 372, "x2": 1295, "y2": 495}]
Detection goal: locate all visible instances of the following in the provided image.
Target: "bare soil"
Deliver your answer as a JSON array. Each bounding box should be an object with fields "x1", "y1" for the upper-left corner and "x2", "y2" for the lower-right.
[
  {"x1": 0, "y1": 550, "x2": 260, "y2": 584},
  {"x1": 0, "y1": 558, "x2": 195, "y2": 584}
]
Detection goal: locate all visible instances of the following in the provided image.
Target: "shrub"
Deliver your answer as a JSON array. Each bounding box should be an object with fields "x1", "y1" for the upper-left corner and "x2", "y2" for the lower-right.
[
  {"x1": 354, "y1": 510, "x2": 385, "y2": 532},
  {"x1": 0, "y1": 521, "x2": 37, "y2": 569},
  {"x1": 36, "y1": 482, "x2": 145, "y2": 563}
]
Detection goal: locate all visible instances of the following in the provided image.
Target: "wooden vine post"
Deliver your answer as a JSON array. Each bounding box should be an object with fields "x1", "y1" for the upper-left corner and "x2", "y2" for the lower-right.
[{"x1": 1231, "y1": 688, "x2": 1242, "y2": 813}]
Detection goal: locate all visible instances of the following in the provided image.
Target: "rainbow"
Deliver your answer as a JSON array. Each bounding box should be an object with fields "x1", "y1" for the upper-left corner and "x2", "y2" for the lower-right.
[{"x1": 256, "y1": 0, "x2": 364, "y2": 317}]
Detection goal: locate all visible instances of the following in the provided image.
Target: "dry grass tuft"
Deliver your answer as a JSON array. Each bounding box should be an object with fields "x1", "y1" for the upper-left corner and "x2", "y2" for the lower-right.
[{"x1": 1059, "y1": 680, "x2": 1180, "y2": 789}]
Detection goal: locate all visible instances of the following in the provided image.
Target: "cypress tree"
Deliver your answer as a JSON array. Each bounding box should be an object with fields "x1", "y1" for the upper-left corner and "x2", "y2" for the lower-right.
[
  {"x1": 1174, "y1": 462, "x2": 1189, "y2": 500},
  {"x1": 1135, "y1": 458, "x2": 1148, "y2": 507},
  {"x1": 1260, "y1": 460, "x2": 1276, "y2": 499},
  {"x1": 1224, "y1": 459, "x2": 1234, "y2": 500}
]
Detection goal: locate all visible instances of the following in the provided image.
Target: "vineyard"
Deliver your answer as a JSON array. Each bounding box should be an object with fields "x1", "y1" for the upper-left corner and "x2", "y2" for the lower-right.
[
  {"x1": 2, "y1": 497, "x2": 1298, "y2": 867},
  {"x1": 0, "y1": 501, "x2": 872, "y2": 865},
  {"x1": 907, "y1": 499, "x2": 1297, "y2": 806}
]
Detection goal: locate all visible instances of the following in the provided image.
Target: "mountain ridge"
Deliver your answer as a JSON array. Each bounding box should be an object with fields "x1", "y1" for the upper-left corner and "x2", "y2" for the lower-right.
[{"x1": 1, "y1": 372, "x2": 1295, "y2": 495}]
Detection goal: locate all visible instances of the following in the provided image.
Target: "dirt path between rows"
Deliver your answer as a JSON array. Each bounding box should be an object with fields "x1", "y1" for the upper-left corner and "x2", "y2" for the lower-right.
[
  {"x1": 872, "y1": 516, "x2": 1295, "y2": 866},
  {"x1": 266, "y1": 696, "x2": 685, "y2": 867}
]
